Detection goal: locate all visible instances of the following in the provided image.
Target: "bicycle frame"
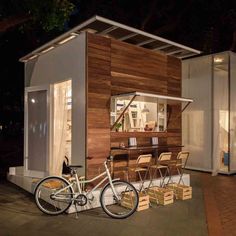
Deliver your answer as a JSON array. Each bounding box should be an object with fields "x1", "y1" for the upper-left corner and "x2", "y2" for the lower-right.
[{"x1": 53, "y1": 160, "x2": 120, "y2": 202}]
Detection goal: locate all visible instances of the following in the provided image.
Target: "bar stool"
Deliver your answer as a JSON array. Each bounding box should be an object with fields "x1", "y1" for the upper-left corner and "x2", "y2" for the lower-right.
[
  {"x1": 149, "y1": 152, "x2": 172, "y2": 187},
  {"x1": 175, "y1": 151, "x2": 190, "y2": 184},
  {"x1": 126, "y1": 154, "x2": 152, "y2": 192}
]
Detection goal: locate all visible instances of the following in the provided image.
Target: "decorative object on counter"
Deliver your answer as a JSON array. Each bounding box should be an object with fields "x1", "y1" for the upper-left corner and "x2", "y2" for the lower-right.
[
  {"x1": 151, "y1": 137, "x2": 159, "y2": 145},
  {"x1": 119, "y1": 142, "x2": 125, "y2": 148},
  {"x1": 128, "y1": 137, "x2": 137, "y2": 146},
  {"x1": 115, "y1": 122, "x2": 122, "y2": 132},
  {"x1": 144, "y1": 124, "x2": 152, "y2": 131}
]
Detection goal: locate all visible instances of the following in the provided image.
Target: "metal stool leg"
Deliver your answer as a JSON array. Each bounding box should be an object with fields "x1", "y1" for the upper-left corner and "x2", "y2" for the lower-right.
[
  {"x1": 177, "y1": 167, "x2": 185, "y2": 184},
  {"x1": 148, "y1": 167, "x2": 158, "y2": 188},
  {"x1": 137, "y1": 168, "x2": 150, "y2": 192}
]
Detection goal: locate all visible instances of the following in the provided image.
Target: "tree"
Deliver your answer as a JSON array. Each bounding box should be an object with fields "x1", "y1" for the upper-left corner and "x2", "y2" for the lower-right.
[{"x1": 0, "y1": 0, "x2": 76, "y2": 33}]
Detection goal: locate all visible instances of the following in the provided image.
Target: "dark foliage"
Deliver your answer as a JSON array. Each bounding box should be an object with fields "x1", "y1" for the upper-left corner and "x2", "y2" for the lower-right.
[{"x1": 0, "y1": 0, "x2": 236, "y2": 172}]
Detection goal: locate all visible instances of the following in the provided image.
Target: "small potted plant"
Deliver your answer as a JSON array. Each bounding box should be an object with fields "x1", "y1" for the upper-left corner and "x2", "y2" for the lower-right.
[{"x1": 115, "y1": 122, "x2": 122, "y2": 132}]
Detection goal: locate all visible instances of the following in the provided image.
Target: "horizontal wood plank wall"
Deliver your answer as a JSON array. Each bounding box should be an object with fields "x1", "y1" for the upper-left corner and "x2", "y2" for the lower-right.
[
  {"x1": 111, "y1": 39, "x2": 168, "y2": 95},
  {"x1": 110, "y1": 39, "x2": 182, "y2": 179},
  {"x1": 167, "y1": 56, "x2": 182, "y2": 158},
  {"x1": 87, "y1": 33, "x2": 111, "y2": 178},
  {"x1": 87, "y1": 33, "x2": 182, "y2": 179},
  {"x1": 110, "y1": 39, "x2": 181, "y2": 149}
]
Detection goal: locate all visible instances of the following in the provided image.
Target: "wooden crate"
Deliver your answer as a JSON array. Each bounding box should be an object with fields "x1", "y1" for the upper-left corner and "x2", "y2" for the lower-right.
[
  {"x1": 121, "y1": 191, "x2": 149, "y2": 211},
  {"x1": 147, "y1": 187, "x2": 174, "y2": 205},
  {"x1": 166, "y1": 183, "x2": 192, "y2": 200},
  {"x1": 42, "y1": 180, "x2": 64, "y2": 189}
]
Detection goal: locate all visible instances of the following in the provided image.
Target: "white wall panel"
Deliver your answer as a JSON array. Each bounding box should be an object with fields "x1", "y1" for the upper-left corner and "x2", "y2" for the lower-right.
[{"x1": 182, "y1": 56, "x2": 212, "y2": 171}]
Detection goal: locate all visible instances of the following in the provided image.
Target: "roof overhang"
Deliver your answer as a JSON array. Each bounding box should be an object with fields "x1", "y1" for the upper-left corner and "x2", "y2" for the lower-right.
[
  {"x1": 20, "y1": 15, "x2": 201, "y2": 62},
  {"x1": 112, "y1": 92, "x2": 193, "y2": 103}
]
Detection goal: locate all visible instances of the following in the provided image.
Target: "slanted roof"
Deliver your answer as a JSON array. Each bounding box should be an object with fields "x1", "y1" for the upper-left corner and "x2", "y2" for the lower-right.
[{"x1": 20, "y1": 15, "x2": 201, "y2": 62}]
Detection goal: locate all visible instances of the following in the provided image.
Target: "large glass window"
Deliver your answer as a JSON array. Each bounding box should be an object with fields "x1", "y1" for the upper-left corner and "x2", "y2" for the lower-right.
[
  {"x1": 182, "y1": 55, "x2": 212, "y2": 171},
  {"x1": 111, "y1": 95, "x2": 167, "y2": 132},
  {"x1": 230, "y1": 52, "x2": 236, "y2": 172},
  {"x1": 111, "y1": 92, "x2": 192, "y2": 133}
]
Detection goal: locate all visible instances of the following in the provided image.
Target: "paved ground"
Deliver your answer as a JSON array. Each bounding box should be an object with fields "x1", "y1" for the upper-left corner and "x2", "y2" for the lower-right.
[
  {"x1": 0, "y1": 172, "x2": 208, "y2": 236},
  {"x1": 201, "y1": 172, "x2": 236, "y2": 236}
]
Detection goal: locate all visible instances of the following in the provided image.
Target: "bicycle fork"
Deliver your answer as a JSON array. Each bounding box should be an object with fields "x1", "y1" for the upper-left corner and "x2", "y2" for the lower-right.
[{"x1": 105, "y1": 162, "x2": 120, "y2": 201}]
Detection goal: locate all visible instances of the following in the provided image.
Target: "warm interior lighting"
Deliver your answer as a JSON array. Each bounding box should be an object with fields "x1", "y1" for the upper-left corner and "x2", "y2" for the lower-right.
[
  {"x1": 31, "y1": 98, "x2": 36, "y2": 103},
  {"x1": 27, "y1": 54, "x2": 38, "y2": 61},
  {"x1": 40, "y1": 46, "x2": 55, "y2": 54},
  {"x1": 58, "y1": 35, "x2": 76, "y2": 45},
  {"x1": 214, "y1": 57, "x2": 223, "y2": 63}
]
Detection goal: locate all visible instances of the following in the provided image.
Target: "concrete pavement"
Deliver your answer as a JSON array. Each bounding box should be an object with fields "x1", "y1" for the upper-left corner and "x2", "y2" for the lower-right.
[{"x1": 0, "y1": 172, "x2": 208, "y2": 236}]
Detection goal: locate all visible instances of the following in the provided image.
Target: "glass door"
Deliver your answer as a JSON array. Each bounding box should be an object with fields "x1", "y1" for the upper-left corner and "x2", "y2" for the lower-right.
[
  {"x1": 213, "y1": 53, "x2": 229, "y2": 174},
  {"x1": 25, "y1": 86, "x2": 52, "y2": 178},
  {"x1": 230, "y1": 52, "x2": 236, "y2": 173}
]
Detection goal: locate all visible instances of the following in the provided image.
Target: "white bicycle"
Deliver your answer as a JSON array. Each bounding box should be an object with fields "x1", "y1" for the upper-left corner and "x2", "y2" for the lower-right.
[{"x1": 34, "y1": 157, "x2": 139, "y2": 219}]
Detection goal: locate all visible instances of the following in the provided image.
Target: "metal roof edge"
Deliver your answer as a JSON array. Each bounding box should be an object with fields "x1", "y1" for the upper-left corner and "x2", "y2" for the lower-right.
[
  {"x1": 19, "y1": 15, "x2": 201, "y2": 62},
  {"x1": 96, "y1": 16, "x2": 201, "y2": 54},
  {"x1": 19, "y1": 15, "x2": 98, "y2": 62}
]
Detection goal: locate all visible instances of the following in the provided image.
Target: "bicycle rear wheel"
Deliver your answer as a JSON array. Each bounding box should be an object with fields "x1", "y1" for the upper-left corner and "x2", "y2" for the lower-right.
[
  {"x1": 34, "y1": 176, "x2": 73, "y2": 215},
  {"x1": 100, "y1": 180, "x2": 139, "y2": 219}
]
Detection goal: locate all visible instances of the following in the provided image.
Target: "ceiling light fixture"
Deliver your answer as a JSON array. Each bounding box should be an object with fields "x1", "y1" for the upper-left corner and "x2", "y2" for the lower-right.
[
  {"x1": 214, "y1": 57, "x2": 223, "y2": 63},
  {"x1": 26, "y1": 54, "x2": 38, "y2": 61},
  {"x1": 40, "y1": 46, "x2": 55, "y2": 54},
  {"x1": 58, "y1": 35, "x2": 76, "y2": 45}
]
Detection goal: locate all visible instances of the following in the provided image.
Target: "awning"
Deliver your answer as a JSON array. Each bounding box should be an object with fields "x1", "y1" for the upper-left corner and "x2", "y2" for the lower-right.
[
  {"x1": 112, "y1": 92, "x2": 193, "y2": 103},
  {"x1": 111, "y1": 92, "x2": 193, "y2": 130},
  {"x1": 20, "y1": 16, "x2": 201, "y2": 62}
]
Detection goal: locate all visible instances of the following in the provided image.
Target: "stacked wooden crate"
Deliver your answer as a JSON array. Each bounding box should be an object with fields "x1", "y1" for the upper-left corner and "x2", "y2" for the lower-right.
[
  {"x1": 121, "y1": 191, "x2": 150, "y2": 211},
  {"x1": 147, "y1": 187, "x2": 174, "y2": 205},
  {"x1": 166, "y1": 183, "x2": 192, "y2": 200}
]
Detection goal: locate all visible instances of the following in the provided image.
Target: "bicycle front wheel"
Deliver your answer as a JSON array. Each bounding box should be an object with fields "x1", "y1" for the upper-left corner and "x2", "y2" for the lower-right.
[
  {"x1": 100, "y1": 180, "x2": 139, "y2": 219},
  {"x1": 34, "y1": 176, "x2": 73, "y2": 215}
]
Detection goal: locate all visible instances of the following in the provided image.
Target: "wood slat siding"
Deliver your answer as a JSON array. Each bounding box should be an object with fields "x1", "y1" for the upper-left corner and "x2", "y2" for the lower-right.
[
  {"x1": 86, "y1": 33, "x2": 182, "y2": 179},
  {"x1": 87, "y1": 33, "x2": 111, "y2": 178},
  {"x1": 111, "y1": 39, "x2": 168, "y2": 96}
]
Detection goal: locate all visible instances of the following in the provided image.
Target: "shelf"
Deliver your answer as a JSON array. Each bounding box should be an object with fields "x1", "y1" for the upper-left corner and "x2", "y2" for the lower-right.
[{"x1": 111, "y1": 131, "x2": 168, "y2": 138}]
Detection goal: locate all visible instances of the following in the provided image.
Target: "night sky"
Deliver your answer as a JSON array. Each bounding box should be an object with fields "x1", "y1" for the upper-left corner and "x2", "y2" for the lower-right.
[{"x1": 0, "y1": 0, "x2": 236, "y2": 176}]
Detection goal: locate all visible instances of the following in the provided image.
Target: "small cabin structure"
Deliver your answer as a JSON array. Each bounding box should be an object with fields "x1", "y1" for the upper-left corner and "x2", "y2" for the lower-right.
[{"x1": 8, "y1": 16, "x2": 200, "y2": 190}]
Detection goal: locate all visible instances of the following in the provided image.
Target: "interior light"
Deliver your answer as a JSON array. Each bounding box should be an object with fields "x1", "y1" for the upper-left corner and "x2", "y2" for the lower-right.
[
  {"x1": 31, "y1": 98, "x2": 36, "y2": 103},
  {"x1": 214, "y1": 57, "x2": 223, "y2": 63},
  {"x1": 141, "y1": 105, "x2": 150, "y2": 113},
  {"x1": 58, "y1": 35, "x2": 76, "y2": 45}
]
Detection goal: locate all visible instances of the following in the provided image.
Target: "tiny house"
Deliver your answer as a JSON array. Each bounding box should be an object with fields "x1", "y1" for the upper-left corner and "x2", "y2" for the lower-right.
[
  {"x1": 182, "y1": 51, "x2": 236, "y2": 174},
  {"x1": 8, "y1": 16, "x2": 200, "y2": 189}
]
